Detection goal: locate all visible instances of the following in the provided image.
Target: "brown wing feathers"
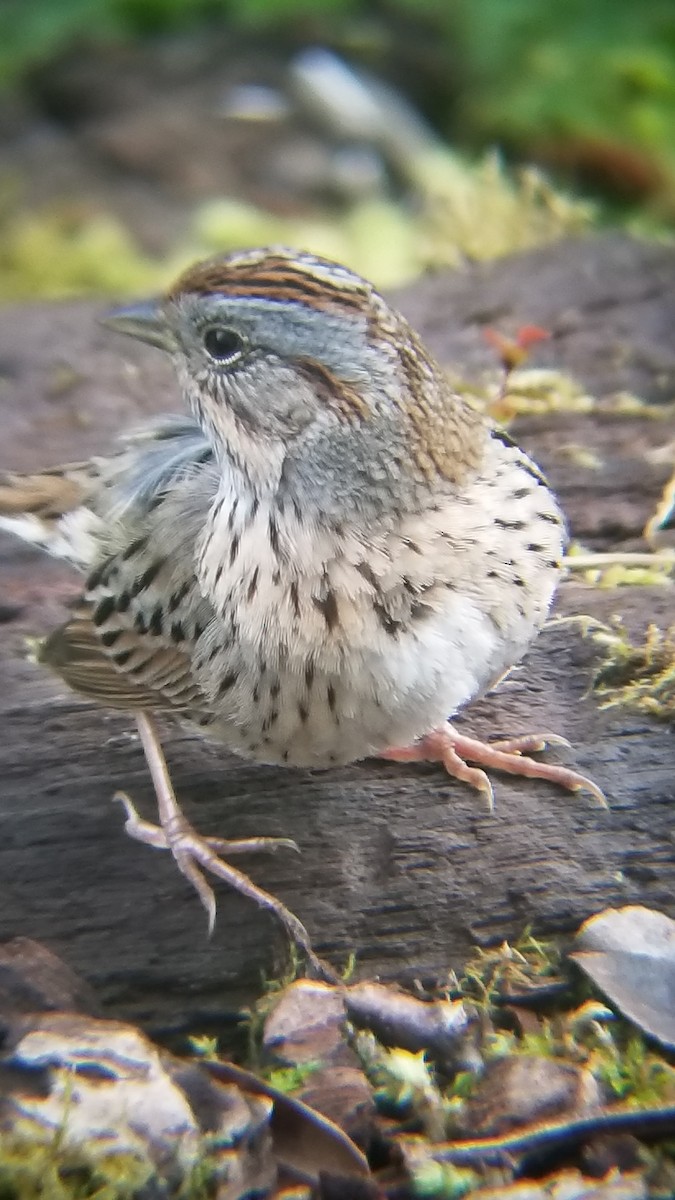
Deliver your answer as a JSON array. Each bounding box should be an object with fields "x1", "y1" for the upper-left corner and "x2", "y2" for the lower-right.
[{"x1": 39, "y1": 603, "x2": 203, "y2": 711}]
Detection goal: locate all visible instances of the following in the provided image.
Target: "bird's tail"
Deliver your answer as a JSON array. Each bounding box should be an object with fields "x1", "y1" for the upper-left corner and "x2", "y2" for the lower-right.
[
  {"x1": 0, "y1": 415, "x2": 213, "y2": 566},
  {"x1": 0, "y1": 463, "x2": 101, "y2": 564}
]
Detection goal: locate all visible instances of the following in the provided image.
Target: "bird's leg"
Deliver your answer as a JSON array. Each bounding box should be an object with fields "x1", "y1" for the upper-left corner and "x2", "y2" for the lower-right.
[
  {"x1": 380, "y1": 722, "x2": 606, "y2": 812},
  {"x1": 117, "y1": 712, "x2": 329, "y2": 976}
]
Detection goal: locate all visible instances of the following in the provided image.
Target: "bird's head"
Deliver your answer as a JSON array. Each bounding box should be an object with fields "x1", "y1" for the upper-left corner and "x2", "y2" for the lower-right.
[{"x1": 104, "y1": 247, "x2": 483, "y2": 513}]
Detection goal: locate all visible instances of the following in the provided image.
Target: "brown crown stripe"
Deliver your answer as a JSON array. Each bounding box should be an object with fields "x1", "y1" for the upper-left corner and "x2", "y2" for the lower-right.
[
  {"x1": 213, "y1": 256, "x2": 364, "y2": 289},
  {"x1": 230, "y1": 260, "x2": 353, "y2": 285},
  {"x1": 173, "y1": 276, "x2": 367, "y2": 311},
  {"x1": 169, "y1": 260, "x2": 369, "y2": 312},
  {"x1": 223, "y1": 283, "x2": 367, "y2": 312}
]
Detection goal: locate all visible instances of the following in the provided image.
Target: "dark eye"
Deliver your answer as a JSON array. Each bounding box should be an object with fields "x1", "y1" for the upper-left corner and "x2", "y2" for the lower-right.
[{"x1": 203, "y1": 326, "x2": 245, "y2": 363}]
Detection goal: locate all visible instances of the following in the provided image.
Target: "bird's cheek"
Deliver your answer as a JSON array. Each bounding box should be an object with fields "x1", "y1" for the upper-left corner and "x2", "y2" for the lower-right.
[
  {"x1": 175, "y1": 354, "x2": 210, "y2": 395},
  {"x1": 283, "y1": 396, "x2": 319, "y2": 434},
  {"x1": 258, "y1": 376, "x2": 319, "y2": 438}
]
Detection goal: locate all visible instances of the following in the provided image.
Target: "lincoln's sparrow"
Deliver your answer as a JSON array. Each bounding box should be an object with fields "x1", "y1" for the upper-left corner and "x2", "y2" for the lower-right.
[{"x1": 0, "y1": 248, "x2": 603, "y2": 965}]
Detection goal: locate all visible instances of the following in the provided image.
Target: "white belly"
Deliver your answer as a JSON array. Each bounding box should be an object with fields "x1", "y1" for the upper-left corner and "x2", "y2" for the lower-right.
[{"x1": 197, "y1": 590, "x2": 510, "y2": 767}]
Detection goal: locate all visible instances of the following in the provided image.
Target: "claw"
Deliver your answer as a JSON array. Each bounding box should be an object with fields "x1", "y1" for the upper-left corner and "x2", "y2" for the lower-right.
[
  {"x1": 221, "y1": 836, "x2": 301, "y2": 857},
  {"x1": 115, "y1": 790, "x2": 167, "y2": 848},
  {"x1": 177, "y1": 850, "x2": 218, "y2": 936},
  {"x1": 381, "y1": 723, "x2": 605, "y2": 812},
  {"x1": 116, "y1": 791, "x2": 301, "y2": 857},
  {"x1": 476, "y1": 772, "x2": 495, "y2": 815},
  {"x1": 489, "y1": 732, "x2": 572, "y2": 754},
  {"x1": 570, "y1": 775, "x2": 608, "y2": 809}
]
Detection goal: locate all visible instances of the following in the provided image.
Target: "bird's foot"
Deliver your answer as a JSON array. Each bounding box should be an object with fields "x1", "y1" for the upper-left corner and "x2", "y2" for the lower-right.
[
  {"x1": 380, "y1": 723, "x2": 606, "y2": 812},
  {"x1": 115, "y1": 791, "x2": 332, "y2": 977},
  {"x1": 115, "y1": 795, "x2": 298, "y2": 858},
  {"x1": 127, "y1": 712, "x2": 335, "y2": 980}
]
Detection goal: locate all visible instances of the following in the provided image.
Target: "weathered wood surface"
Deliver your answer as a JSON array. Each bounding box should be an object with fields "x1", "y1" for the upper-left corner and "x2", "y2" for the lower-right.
[{"x1": 0, "y1": 234, "x2": 673, "y2": 1031}]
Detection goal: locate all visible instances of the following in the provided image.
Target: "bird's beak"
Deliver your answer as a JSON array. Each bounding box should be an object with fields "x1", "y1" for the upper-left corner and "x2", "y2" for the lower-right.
[{"x1": 101, "y1": 300, "x2": 178, "y2": 353}]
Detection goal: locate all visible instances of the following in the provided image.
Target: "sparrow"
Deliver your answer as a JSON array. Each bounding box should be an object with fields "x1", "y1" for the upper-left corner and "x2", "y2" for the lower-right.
[{"x1": 0, "y1": 247, "x2": 604, "y2": 965}]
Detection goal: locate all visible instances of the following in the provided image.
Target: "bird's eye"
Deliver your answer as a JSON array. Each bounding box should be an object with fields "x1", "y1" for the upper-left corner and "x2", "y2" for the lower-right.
[{"x1": 203, "y1": 326, "x2": 245, "y2": 364}]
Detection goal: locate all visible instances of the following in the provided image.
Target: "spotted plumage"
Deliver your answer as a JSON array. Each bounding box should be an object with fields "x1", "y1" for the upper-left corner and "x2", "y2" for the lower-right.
[{"x1": 0, "y1": 246, "x2": 602, "y2": 962}]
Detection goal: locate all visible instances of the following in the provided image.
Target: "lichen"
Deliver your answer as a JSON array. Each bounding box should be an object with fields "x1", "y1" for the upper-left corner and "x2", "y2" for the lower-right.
[
  {"x1": 645, "y1": 466, "x2": 675, "y2": 542},
  {"x1": 0, "y1": 144, "x2": 596, "y2": 301},
  {"x1": 453, "y1": 931, "x2": 564, "y2": 1010},
  {"x1": 0, "y1": 1131, "x2": 153, "y2": 1200},
  {"x1": 564, "y1": 544, "x2": 675, "y2": 587},
  {"x1": 416, "y1": 151, "x2": 593, "y2": 269},
  {"x1": 589, "y1": 618, "x2": 675, "y2": 721}
]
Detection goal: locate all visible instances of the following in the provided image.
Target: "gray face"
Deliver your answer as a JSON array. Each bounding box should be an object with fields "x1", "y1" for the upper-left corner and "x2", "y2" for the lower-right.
[
  {"x1": 162, "y1": 291, "x2": 399, "y2": 446},
  {"x1": 103, "y1": 275, "x2": 421, "y2": 516}
]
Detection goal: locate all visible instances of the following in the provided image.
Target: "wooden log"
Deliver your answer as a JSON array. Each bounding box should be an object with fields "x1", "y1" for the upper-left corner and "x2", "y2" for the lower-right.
[{"x1": 0, "y1": 234, "x2": 673, "y2": 1031}]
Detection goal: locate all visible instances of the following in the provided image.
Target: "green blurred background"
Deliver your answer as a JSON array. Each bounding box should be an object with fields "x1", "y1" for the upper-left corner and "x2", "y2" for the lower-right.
[{"x1": 1, "y1": 0, "x2": 673, "y2": 299}]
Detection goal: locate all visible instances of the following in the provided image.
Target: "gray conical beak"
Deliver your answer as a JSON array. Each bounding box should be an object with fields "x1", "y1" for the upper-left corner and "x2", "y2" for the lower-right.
[{"x1": 101, "y1": 300, "x2": 178, "y2": 352}]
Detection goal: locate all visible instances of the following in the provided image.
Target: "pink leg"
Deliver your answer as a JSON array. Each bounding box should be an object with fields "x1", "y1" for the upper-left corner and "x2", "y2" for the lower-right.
[
  {"x1": 117, "y1": 713, "x2": 334, "y2": 980},
  {"x1": 380, "y1": 723, "x2": 606, "y2": 812}
]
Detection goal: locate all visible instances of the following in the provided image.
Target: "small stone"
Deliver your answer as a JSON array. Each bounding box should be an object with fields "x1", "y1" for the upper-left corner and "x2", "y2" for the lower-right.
[
  {"x1": 345, "y1": 980, "x2": 476, "y2": 1066},
  {"x1": 571, "y1": 906, "x2": 675, "y2": 1049},
  {"x1": 263, "y1": 978, "x2": 355, "y2": 1069},
  {"x1": 0, "y1": 937, "x2": 99, "y2": 1020},
  {"x1": 262, "y1": 978, "x2": 377, "y2": 1145},
  {"x1": 462, "y1": 1055, "x2": 603, "y2": 1137},
  {"x1": 581, "y1": 1133, "x2": 643, "y2": 1177},
  {"x1": 1, "y1": 1011, "x2": 275, "y2": 1199},
  {"x1": 297, "y1": 1065, "x2": 376, "y2": 1148}
]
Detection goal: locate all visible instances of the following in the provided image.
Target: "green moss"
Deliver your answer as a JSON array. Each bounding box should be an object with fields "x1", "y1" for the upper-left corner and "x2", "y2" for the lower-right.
[
  {"x1": 188, "y1": 1034, "x2": 220, "y2": 1062},
  {"x1": 237, "y1": 945, "x2": 309, "y2": 1071},
  {"x1": 265, "y1": 1061, "x2": 322, "y2": 1093},
  {"x1": 454, "y1": 931, "x2": 563, "y2": 1011},
  {"x1": 0, "y1": 208, "x2": 160, "y2": 301},
  {"x1": 0, "y1": 1132, "x2": 153, "y2": 1200},
  {"x1": 410, "y1": 1156, "x2": 480, "y2": 1200},
  {"x1": 596, "y1": 1033, "x2": 675, "y2": 1107},
  {"x1": 0, "y1": 136, "x2": 597, "y2": 301},
  {"x1": 590, "y1": 619, "x2": 675, "y2": 721},
  {"x1": 564, "y1": 547, "x2": 675, "y2": 588},
  {"x1": 0, "y1": 1120, "x2": 245, "y2": 1199}
]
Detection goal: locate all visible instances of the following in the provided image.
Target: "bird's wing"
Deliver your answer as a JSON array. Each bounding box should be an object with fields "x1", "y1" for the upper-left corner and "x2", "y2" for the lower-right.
[
  {"x1": 3, "y1": 415, "x2": 219, "y2": 715},
  {"x1": 37, "y1": 466, "x2": 218, "y2": 715},
  {"x1": 0, "y1": 415, "x2": 213, "y2": 568},
  {"x1": 39, "y1": 605, "x2": 204, "y2": 711}
]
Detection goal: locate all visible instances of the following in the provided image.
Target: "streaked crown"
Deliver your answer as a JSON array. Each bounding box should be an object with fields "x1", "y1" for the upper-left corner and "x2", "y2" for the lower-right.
[{"x1": 168, "y1": 246, "x2": 382, "y2": 318}]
